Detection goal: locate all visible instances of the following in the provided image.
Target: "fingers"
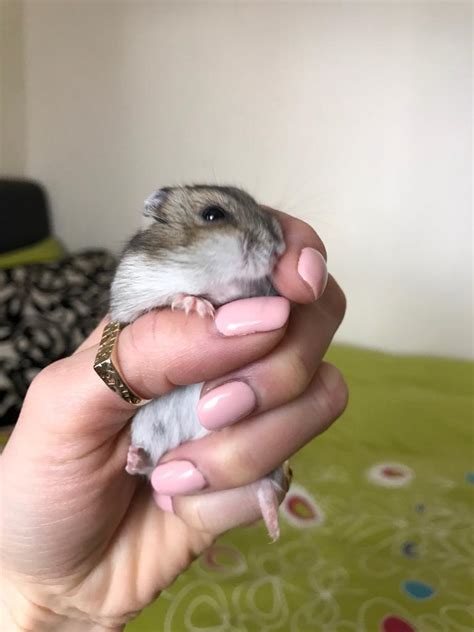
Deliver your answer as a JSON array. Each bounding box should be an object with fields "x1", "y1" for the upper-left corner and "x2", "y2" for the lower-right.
[
  {"x1": 21, "y1": 297, "x2": 290, "y2": 436},
  {"x1": 264, "y1": 207, "x2": 328, "y2": 304},
  {"x1": 154, "y1": 478, "x2": 288, "y2": 537},
  {"x1": 197, "y1": 276, "x2": 346, "y2": 430},
  {"x1": 152, "y1": 362, "x2": 348, "y2": 495}
]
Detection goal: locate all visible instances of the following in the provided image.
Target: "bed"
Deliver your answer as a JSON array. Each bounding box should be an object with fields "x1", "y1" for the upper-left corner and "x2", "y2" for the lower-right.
[{"x1": 125, "y1": 345, "x2": 473, "y2": 632}]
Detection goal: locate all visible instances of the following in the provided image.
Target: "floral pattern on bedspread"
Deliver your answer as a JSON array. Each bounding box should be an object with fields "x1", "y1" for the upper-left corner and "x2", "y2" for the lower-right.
[{"x1": 126, "y1": 346, "x2": 473, "y2": 632}]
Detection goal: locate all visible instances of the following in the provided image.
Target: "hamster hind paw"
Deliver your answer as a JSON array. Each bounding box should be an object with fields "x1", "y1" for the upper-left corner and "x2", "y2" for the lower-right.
[
  {"x1": 257, "y1": 477, "x2": 281, "y2": 543},
  {"x1": 256, "y1": 466, "x2": 292, "y2": 543},
  {"x1": 125, "y1": 445, "x2": 153, "y2": 476},
  {"x1": 171, "y1": 294, "x2": 215, "y2": 319}
]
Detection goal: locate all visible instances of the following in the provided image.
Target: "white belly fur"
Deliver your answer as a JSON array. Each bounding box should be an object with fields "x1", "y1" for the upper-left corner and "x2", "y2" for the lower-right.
[{"x1": 130, "y1": 383, "x2": 209, "y2": 469}]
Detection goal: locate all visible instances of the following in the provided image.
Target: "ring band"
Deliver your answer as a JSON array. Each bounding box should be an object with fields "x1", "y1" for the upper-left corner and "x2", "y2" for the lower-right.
[{"x1": 94, "y1": 321, "x2": 150, "y2": 406}]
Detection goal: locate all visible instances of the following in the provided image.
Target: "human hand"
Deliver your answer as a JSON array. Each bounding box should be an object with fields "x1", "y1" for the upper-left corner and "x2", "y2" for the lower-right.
[{"x1": 0, "y1": 210, "x2": 347, "y2": 631}]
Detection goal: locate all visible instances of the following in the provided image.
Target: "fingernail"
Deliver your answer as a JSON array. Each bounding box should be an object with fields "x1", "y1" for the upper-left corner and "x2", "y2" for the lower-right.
[
  {"x1": 153, "y1": 493, "x2": 174, "y2": 513},
  {"x1": 151, "y1": 460, "x2": 206, "y2": 495},
  {"x1": 198, "y1": 381, "x2": 257, "y2": 430},
  {"x1": 297, "y1": 248, "x2": 328, "y2": 300},
  {"x1": 215, "y1": 297, "x2": 290, "y2": 337}
]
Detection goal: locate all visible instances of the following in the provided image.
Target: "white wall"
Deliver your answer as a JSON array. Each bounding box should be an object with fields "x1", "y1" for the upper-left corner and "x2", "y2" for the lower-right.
[
  {"x1": 5, "y1": 1, "x2": 474, "y2": 358},
  {"x1": 0, "y1": 0, "x2": 27, "y2": 175}
]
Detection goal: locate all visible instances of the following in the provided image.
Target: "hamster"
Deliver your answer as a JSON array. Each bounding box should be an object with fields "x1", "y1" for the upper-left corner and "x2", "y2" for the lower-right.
[{"x1": 110, "y1": 185, "x2": 288, "y2": 541}]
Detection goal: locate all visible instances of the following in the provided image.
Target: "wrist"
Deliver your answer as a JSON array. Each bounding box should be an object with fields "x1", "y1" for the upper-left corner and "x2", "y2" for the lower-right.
[{"x1": 1, "y1": 580, "x2": 124, "y2": 632}]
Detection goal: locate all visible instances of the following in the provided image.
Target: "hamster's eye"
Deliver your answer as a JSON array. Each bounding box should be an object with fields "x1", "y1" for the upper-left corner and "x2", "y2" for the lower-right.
[{"x1": 201, "y1": 206, "x2": 227, "y2": 222}]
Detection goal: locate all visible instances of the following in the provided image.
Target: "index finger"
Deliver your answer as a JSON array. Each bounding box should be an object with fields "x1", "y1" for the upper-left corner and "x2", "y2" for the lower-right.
[
  {"x1": 20, "y1": 297, "x2": 290, "y2": 438},
  {"x1": 264, "y1": 207, "x2": 328, "y2": 304}
]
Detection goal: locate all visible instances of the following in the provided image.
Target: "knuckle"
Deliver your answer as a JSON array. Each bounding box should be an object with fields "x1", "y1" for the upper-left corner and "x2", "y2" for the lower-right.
[
  {"x1": 282, "y1": 350, "x2": 312, "y2": 396},
  {"x1": 329, "y1": 375, "x2": 349, "y2": 419},
  {"x1": 311, "y1": 364, "x2": 349, "y2": 423},
  {"x1": 212, "y1": 437, "x2": 260, "y2": 488},
  {"x1": 182, "y1": 498, "x2": 210, "y2": 534},
  {"x1": 23, "y1": 358, "x2": 77, "y2": 422},
  {"x1": 172, "y1": 494, "x2": 214, "y2": 539},
  {"x1": 27, "y1": 358, "x2": 66, "y2": 395},
  {"x1": 320, "y1": 276, "x2": 347, "y2": 326},
  {"x1": 253, "y1": 347, "x2": 311, "y2": 407}
]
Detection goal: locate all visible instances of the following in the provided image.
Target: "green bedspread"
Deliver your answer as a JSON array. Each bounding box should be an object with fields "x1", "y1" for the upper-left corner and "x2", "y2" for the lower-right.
[{"x1": 127, "y1": 346, "x2": 473, "y2": 632}]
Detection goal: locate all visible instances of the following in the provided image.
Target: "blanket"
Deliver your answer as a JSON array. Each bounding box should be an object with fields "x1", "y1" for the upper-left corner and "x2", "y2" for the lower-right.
[{"x1": 126, "y1": 345, "x2": 473, "y2": 632}]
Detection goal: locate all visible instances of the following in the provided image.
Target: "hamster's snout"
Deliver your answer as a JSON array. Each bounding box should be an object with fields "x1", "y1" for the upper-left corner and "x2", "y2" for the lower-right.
[{"x1": 241, "y1": 226, "x2": 285, "y2": 279}]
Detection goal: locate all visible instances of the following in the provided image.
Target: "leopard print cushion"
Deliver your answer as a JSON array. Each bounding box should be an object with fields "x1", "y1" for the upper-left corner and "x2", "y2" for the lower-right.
[{"x1": 0, "y1": 250, "x2": 116, "y2": 425}]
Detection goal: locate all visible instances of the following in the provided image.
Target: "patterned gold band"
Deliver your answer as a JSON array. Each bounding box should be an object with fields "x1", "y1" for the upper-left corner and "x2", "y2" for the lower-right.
[{"x1": 93, "y1": 321, "x2": 149, "y2": 406}]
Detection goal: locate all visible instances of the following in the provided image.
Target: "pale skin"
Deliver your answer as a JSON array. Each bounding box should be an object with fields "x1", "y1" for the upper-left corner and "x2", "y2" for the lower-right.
[{"x1": 0, "y1": 210, "x2": 347, "y2": 631}]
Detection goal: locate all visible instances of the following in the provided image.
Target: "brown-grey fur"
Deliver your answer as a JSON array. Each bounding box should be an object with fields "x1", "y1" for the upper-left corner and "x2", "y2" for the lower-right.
[{"x1": 124, "y1": 185, "x2": 283, "y2": 260}]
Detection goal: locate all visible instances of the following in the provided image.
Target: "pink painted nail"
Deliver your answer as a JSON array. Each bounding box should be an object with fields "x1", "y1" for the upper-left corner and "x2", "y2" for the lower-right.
[
  {"x1": 297, "y1": 248, "x2": 328, "y2": 299},
  {"x1": 154, "y1": 493, "x2": 174, "y2": 513},
  {"x1": 198, "y1": 381, "x2": 256, "y2": 430},
  {"x1": 215, "y1": 297, "x2": 290, "y2": 337},
  {"x1": 151, "y1": 460, "x2": 206, "y2": 495}
]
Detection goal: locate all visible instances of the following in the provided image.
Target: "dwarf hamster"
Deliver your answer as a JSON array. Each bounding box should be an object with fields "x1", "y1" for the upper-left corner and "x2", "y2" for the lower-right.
[{"x1": 110, "y1": 185, "x2": 288, "y2": 540}]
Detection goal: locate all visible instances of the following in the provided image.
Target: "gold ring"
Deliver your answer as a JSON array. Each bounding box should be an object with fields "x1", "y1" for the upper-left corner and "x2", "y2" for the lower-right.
[{"x1": 93, "y1": 321, "x2": 150, "y2": 406}]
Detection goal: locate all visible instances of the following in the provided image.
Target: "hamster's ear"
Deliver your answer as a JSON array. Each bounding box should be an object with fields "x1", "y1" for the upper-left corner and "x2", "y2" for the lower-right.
[{"x1": 143, "y1": 187, "x2": 170, "y2": 223}]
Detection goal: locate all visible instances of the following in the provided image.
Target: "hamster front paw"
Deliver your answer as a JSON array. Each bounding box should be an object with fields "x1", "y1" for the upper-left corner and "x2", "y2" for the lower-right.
[{"x1": 171, "y1": 293, "x2": 215, "y2": 318}]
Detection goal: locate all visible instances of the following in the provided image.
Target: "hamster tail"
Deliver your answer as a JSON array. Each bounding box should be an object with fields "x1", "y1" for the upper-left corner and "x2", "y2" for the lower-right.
[
  {"x1": 256, "y1": 477, "x2": 281, "y2": 543},
  {"x1": 256, "y1": 463, "x2": 292, "y2": 542}
]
